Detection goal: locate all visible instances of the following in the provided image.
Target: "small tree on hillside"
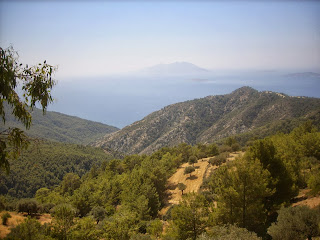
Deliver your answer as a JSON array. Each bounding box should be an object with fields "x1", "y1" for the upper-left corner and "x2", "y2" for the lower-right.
[
  {"x1": 89, "y1": 206, "x2": 107, "y2": 224},
  {"x1": 188, "y1": 156, "x2": 197, "y2": 167},
  {"x1": 61, "y1": 173, "x2": 81, "y2": 195},
  {"x1": 184, "y1": 166, "x2": 195, "y2": 178},
  {"x1": 1, "y1": 212, "x2": 11, "y2": 225},
  {"x1": 178, "y1": 183, "x2": 187, "y2": 195},
  {"x1": 17, "y1": 199, "x2": 39, "y2": 216}
]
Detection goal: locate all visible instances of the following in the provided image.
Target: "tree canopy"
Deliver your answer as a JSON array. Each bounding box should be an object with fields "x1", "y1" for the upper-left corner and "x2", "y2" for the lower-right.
[{"x1": 0, "y1": 46, "x2": 57, "y2": 173}]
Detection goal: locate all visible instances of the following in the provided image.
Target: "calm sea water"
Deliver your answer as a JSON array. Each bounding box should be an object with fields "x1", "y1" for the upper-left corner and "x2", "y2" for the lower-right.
[{"x1": 48, "y1": 71, "x2": 320, "y2": 128}]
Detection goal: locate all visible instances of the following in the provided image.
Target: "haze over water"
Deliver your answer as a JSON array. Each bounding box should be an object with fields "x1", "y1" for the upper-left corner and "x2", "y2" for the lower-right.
[{"x1": 49, "y1": 69, "x2": 320, "y2": 128}]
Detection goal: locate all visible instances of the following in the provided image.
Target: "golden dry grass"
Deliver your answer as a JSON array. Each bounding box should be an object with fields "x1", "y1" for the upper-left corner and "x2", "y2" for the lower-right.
[
  {"x1": 159, "y1": 151, "x2": 243, "y2": 216},
  {"x1": 0, "y1": 211, "x2": 52, "y2": 239},
  {"x1": 292, "y1": 189, "x2": 320, "y2": 209}
]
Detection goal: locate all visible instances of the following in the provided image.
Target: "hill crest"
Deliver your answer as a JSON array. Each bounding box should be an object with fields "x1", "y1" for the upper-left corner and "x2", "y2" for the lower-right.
[{"x1": 95, "y1": 87, "x2": 320, "y2": 154}]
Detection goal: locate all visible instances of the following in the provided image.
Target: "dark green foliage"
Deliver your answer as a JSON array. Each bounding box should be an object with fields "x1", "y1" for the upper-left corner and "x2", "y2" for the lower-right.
[
  {"x1": 89, "y1": 206, "x2": 107, "y2": 224},
  {"x1": 0, "y1": 195, "x2": 6, "y2": 210},
  {"x1": 50, "y1": 203, "x2": 77, "y2": 239},
  {"x1": 207, "y1": 158, "x2": 272, "y2": 233},
  {"x1": 146, "y1": 218, "x2": 163, "y2": 239},
  {"x1": 70, "y1": 217, "x2": 101, "y2": 240},
  {"x1": 130, "y1": 233, "x2": 152, "y2": 240},
  {"x1": 184, "y1": 166, "x2": 195, "y2": 177},
  {"x1": 178, "y1": 183, "x2": 187, "y2": 195},
  {"x1": 35, "y1": 188, "x2": 50, "y2": 204},
  {"x1": 5, "y1": 124, "x2": 320, "y2": 239},
  {"x1": 205, "y1": 143, "x2": 219, "y2": 157},
  {"x1": 0, "y1": 141, "x2": 112, "y2": 198},
  {"x1": 1, "y1": 212, "x2": 11, "y2": 225},
  {"x1": 267, "y1": 206, "x2": 320, "y2": 240},
  {"x1": 1, "y1": 104, "x2": 119, "y2": 146},
  {"x1": 0, "y1": 46, "x2": 57, "y2": 173},
  {"x1": 4, "y1": 217, "x2": 52, "y2": 240},
  {"x1": 189, "y1": 155, "x2": 197, "y2": 166},
  {"x1": 17, "y1": 199, "x2": 39, "y2": 215},
  {"x1": 198, "y1": 225, "x2": 261, "y2": 240},
  {"x1": 231, "y1": 143, "x2": 240, "y2": 152},
  {"x1": 61, "y1": 173, "x2": 81, "y2": 195},
  {"x1": 102, "y1": 210, "x2": 139, "y2": 240},
  {"x1": 168, "y1": 193, "x2": 208, "y2": 240},
  {"x1": 225, "y1": 137, "x2": 237, "y2": 147},
  {"x1": 209, "y1": 153, "x2": 228, "y2": 166},
  {"x1": 246, "y1": 139, "x2": 296, "y2": 207},
  {"x1": 308, "y1": 168, "x2": 320, "y2": 196},
  {"x1": 219, "y1": 145, "x2": 232, "y2": 153}
]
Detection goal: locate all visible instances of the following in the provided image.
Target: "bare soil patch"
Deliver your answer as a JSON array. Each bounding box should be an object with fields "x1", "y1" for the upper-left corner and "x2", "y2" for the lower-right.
[
  {"x1": 0, "y1": 211, "x2": 25, "y2": 239},
  {"x1": 292, "y1": 189, "x2": 320, "y2": 209},
  {"x1": 160, "y1": 152, "x2": 243, "y2": 216}
]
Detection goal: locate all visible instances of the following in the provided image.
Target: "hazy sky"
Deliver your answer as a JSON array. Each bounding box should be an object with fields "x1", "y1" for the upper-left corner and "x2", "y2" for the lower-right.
[{"x1": 1, "y1": 0, "x2": 320, "y2": 78}]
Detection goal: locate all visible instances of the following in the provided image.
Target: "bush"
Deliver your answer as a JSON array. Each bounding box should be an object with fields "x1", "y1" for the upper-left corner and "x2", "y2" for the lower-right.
[
  {"x1": 231, "y1": 143, "x2": 240, "y2": 152},
  {"x1": 2, "y1": 212, "x2": 11, "y2": 225},
  {"x1": 219, "y1": 145, "x2": 232, "y2": 153},
  {"x1": 17, "y1": 199, "x2": 39, "y2": 215},
  {"x1": 307, "y1": 169, "x2": 320, "y2": 196},
  {"x1": 184, "y1": 166, "x2": 195, "y2": 177},
  {"x1": 4, "y1": 217, "x2": 52, "y2": 240},
  {"x1": 267, "y1": 206, "x2": 320, "y2": 240},
  {"x1": 189, "y1": 155, "x2": 198, "y2": 167},
  {"x1": 89, "y1": 206, "x2": 107, "y2": 224},
  {"x1": 0, "y1": 195, "x2": 6, "y2": 211},
  {"x1": 209, "y1": 153, "x2": 229, "y2": 166},
  {"x1": 198, "y1": 224, "x2": 261, "y2": 240}
]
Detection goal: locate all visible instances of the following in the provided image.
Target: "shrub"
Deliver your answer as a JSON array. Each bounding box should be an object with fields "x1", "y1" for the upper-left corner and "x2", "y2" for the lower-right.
[
  {"x1": 219, "y1": 145, "x2": 232, "y2": 153},
  {"x1": 2, "y1": 212, "x2": 11, "y2": 225},
  {"x1": 267, "y1": 206, "x2": 320, "y2": 240},
  {"x1": 17, "y1": 199, "x2": 39, "y2": 215},
  {"x1": 184, "y1": 166, "x2": 195, "y2": 177},
  {"x1": 198, "y1": 224, "x2": 261, "y2": 240},
  {"x1": 307, "y1": 169, "x2": 320, "y2": 196}
]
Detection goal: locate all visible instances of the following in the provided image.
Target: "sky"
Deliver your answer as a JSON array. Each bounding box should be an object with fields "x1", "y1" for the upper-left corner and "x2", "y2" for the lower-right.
[{"x1": 1, "y1": 0, "x2": 320, "y2": 79}]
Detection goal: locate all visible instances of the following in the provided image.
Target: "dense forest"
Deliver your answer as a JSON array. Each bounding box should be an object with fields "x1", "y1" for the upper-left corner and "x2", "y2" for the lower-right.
[
  {"x1": 0, "y1": 141, "x2": 113, "y2": 199},
  {"x1": 1, "y1": 122, "x2": 320, "y2": 239}
]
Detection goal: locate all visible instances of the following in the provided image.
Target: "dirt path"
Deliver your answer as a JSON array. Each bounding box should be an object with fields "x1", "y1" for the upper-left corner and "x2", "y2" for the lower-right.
[
  {"x1": 160, "y1": 152, "x2": 243, "y2": 216},
  {"x1": 292, "y1": 189, "x2": 320, "y2": 209}
]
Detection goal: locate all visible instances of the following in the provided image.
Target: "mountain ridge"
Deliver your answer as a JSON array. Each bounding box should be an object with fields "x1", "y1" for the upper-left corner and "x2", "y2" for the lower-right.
[
  {"x1": 95, "y1": 86, "x2": 320, "y2": 154},
  {"x1": 0, "y1": 106, "x2": 119, "y2": 145}
]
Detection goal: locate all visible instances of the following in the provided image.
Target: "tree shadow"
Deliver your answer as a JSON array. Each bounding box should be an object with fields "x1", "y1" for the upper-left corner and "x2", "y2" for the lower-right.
[
  {"x1": 291, "y1": 195, "x2": 308, "y2": 204},
  {"x1": 186, "y1": 175, "x2": 198, "y2": 180}
]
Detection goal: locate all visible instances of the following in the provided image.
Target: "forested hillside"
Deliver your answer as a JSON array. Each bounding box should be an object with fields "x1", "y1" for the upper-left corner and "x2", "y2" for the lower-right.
[
  {"x1": 0, "y1": 105, "x2": 119, "y2": 145},
  {"x1": 96, "y1": 87, "x2": 320, "y2": 154},
  {"x1": 2, "y1": 123, "x2": 319, "y2": 239},
  {"x1": 0, "y1": 141, "x2": 113, "y2": 198}
]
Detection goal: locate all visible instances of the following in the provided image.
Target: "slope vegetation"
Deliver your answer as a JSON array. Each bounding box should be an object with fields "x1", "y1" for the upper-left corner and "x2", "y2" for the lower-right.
[
  {"x1": 0, "y1": 141, "x2": 113, "y2": 198},
  {"x1": 96, "y1": 87, "x2": 320, "y2": 154},
  {"x1": 1, "y1": 106, "x2": 118, "y2": 145}
]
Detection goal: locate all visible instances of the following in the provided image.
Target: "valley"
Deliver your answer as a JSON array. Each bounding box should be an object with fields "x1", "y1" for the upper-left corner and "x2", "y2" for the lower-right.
[{"x1": 1, "y1": 87, "x2": 320, "y2": 240}]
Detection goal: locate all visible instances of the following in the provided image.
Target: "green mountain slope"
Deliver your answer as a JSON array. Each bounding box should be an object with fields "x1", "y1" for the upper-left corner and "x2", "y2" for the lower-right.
[
  {"x1": 96, "y1": 87, "x2": 320, "y2": 154},
  {"x1": 0, "y1": 107, "x2": 119, "y2": 145},
  {"x1": 0, "y1": 141, "x2": 113, "y2": 198}
]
